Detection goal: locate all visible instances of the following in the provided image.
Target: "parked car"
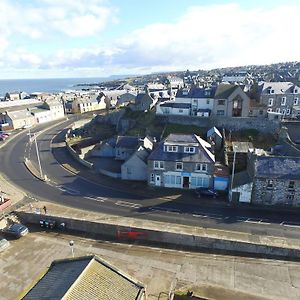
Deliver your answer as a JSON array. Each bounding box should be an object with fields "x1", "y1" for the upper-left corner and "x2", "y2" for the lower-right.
[
  {"x1": 195, "y1": 188, "x2": 219, "y2": 198},
  {"x1": 2, "y1": 224, "x2": 29, "y2": 238},
  {"x1": 0, "y1": 238, "x2": 10, "y2": 252},
  {"x1": 0, "y1": 134, "x2": 8, "y2": 141}
]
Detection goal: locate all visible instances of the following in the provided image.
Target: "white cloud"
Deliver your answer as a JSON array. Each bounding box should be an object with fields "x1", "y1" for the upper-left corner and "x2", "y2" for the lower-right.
[{"x1": 1, "y1": 2, "x2": 300, "y2": 78}]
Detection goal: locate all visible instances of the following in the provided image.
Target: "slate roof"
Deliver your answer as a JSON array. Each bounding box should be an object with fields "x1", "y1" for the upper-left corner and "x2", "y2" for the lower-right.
[
  {"x1": 160, "y1": 102, "x2": 191, "y2": 109},
  {"x1": 214, "y1": 84, "x2": 238, "y2": 99},
  {"x1": 207, "y1": 127, "x2": 222, "y2": 139},
  {"x1": 176, "y1": 87, "x2": 216, "y2": 98},
  {"x1": 21, "y1": 255, "x2": 145, "y2": 300},
  {"x1": 255, "y1": 156, "x2": 300, "y2": 180},
  {"x1": 116, "y1": 136, "x2": 140, "y2": 149},
  {"x1": 259, "y1": 82, "x2": 299, "y2": 95},
  {"x1": 232, "y1": 170, "x2": 252, "y2": 188},
  {"x1": 148, "y1": 134, "x2": 215, "y2": 163}
]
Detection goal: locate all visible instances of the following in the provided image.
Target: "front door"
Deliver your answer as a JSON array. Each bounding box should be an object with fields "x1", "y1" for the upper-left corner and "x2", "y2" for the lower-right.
[
  {"x1": 155, "y1": 175, "x2": 161, "y2": 186},
  {"x1": 183, "y1": 176, "x2": 189, "y2": 188}
]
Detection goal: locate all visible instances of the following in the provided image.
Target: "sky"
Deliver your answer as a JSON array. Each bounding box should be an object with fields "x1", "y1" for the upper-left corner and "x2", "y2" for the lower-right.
[{"x1": 0, "y1": 0, "x2": 299, "y2": 79}]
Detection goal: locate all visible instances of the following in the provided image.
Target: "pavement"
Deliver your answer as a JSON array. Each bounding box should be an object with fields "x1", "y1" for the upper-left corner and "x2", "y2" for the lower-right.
[{"x1": 1, "y1": 229, "x2": 300, "y2": 300}]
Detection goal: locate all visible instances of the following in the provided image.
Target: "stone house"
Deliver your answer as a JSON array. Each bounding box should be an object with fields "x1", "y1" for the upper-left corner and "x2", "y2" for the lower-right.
[
  {"x1": 121, "y1": 146, "x2": 150, "y2": 181},
  {"x1": 251, "y1": 155, "x2": 300, "y2": 206},
  {"x1": 147, "y1": 133, "x2": 215, "y2": 189},
  {"x1": 0, "y1": 109, "x2": 35, "y2": 130},
  {"x1": 71, "y1": 94, "x2": 107, "y2": 114},
  {"x1": 212, "y1": 84, "x2": 250, "y2": 117},
  {"x1": 258, "y1": 82, "x2": 300, "y2": 118},
  {"x1": 115, "y1": 136, "x2": 141, "y2": 160},
  {"x1": 4, "y1": 92, "x2": 20, "y2": 101}
]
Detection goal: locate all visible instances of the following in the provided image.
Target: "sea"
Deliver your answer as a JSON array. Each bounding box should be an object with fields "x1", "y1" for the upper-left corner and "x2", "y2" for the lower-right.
[{"x1": 0, "y1": 77, "x2": 113, "y2": 97}]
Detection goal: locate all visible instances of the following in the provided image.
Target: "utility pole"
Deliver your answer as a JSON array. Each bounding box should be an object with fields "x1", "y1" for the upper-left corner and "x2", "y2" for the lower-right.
[
  {"x1": 229, "y1": 145, "x2": 237, "y2": 202},
  {"x1": 33, "y1": 132, "x2": 43, "y2": 180}
]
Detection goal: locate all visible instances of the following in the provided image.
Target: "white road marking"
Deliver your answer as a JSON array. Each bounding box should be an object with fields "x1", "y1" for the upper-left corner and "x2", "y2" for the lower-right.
[
  {"x1": 115, "y1": 201, "x2": 141, "y2": 208},
  {"x1": 57, "y1": 186, "x2": 80, "y2": 195},
  {"x1": 84, "y1": 196, "x2": 104, "y2": 202},
  {"x1": 283, "y1": 222, "x2": 300, "y2": 228}
]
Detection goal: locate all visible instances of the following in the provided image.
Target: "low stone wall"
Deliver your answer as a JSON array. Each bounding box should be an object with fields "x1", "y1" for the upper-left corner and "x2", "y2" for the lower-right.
[
  {"x1": 16, "y1": 212, "x2": 300, "y2": 260},
  {"x1": 156, "y1": 115, "x2": 280, "y2": 133},
  {"x1": 66, "y1": 142, "x2": 93, "y2": 169}
]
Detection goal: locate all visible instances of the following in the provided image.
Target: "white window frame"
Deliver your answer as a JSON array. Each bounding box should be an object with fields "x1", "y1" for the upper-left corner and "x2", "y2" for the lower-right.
[
  {"x1": 154, "y1": 161, "x2": 164, "y2": 170},
  {"x1": 276, "y1": 108, "x2": 281, "y2": 113},
  {"x1": 286, "y1": 108, "x2": 290, "y2": 115},
  {"x1": 184, "y1": 146, "x2": 195, "y2": 153},
  {"x1": 176, "y1": 162, "x2": 183, "y2": 171},
  {"x1": 195, "y1": 163, "x2": 207, "y2": 172},
  {"x1": 281, "y1": 97, "x2": 286, "y2": 106},
  {"x1": 166, "y1": 145, "x2": 178, "y2": 152},
  {"x1": 294, "y1": 98, "x2": 299, "y2": 105},
  {"x1": 201, "y1": 164, "x2": 207, "y2": 172},
  {"x1": 268, "y1": 98, "x2": 273, "y2": 107},
  {"x1": 267, "y1": 108, "x2": 272, "y2": 112}
]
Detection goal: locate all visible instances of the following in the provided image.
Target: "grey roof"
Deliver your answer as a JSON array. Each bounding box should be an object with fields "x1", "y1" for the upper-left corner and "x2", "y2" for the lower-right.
[
  {"x1": 207, "y1": 127, "x2": 222, "y2": 138},
  {"x1": 214, "y1": 84, "x2": 238, "y2": 99},
  {"x1": 176, "y1": 87, "x2": 216, "y2": 98},
  {"x1": 135, "y1": 93, "x2": 153, "y2": 104},
  {"x1": 133, "y1": 146, "x2": 150, "y2": 163},
  {"x1": 255, "y1": 156, "x2": 300, "y2": 180},
  {"x1": 232, "y1": 142, "x2": 254, "y2": 153},
  {"x1": 259, "y1": 82, "x2": 299, "y2": 95},
  {"x1": 148, "y1": 134, "x2": 214, "y2": 163},
  {"x1": 21, "y1": 255, "x2": 145, "y2": 300},
  {"x1": 160, "y1": 102, "x2": 191, "y2": 109},
  {"x1": 116, "y1": 136, "x2": 140, "y2": 149},
  {"x1": 7, "y1": 109, "x2": 33, "y2": 120}
]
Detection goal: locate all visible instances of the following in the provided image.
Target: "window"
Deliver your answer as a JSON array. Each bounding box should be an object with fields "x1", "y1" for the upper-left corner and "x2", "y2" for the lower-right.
[
  {"x1": 294, "y1": 98, "x2": 299, "y2": 105},
  {"x1": 166, "y1": 145, "x2": 178, "y2": 152},
  {"x1": 282, "y1": 109, "x2": 286, "y2": 115},
  {"x1": 266, "y1": 179, "x2": 273, "y2": 189},
  {"x1": 268, "y1": 98, "x2": 273, "y2": 107},
  {"x1": 164, "y1": 174, "x2": 181, "y2": 186},
  {"x1": 259, "y1": 110, "x2": 264, "y2": 115},
  {"x1": 179, "y1": 109, "x2": 183, "y2": 113},
  {"x1": 184, "y1": 147, "x2": 195, "y2": 153},
  {"x1": 154, "y1": 161, "x2": 164, "y2": 169},
  {"x1": 286, "y1": 194, "x2": 295, "y2": 201},
  {"x1": 281, "y1": 97, "x2": 286, "y2": 106},
  {"x1": 294, "y1": 89, "x2": 298, "y2": 94},
  {"x1": 217, "y1": 110, "x2": 225, "y2": 116},
  {"x1": 288, "y1": 180, "x2": 295, "y2": 190},
  {"x1": 195, "y1": 163, "x2": 207, "y2": 172},
  {"x1": 270, "y1": 89, "x2": 274, "y2": 94},
  {"x1": 249, "y1": 110, "x2": 253, "y2": 116},
  {"x1": 267, "y1": 108, "x2": 272, "y2": 112},
  {"x1": 276, "y1": 108, "x2": 281, "y2": 113},
  {"x1": 206, "y1": 99, "x2": 210, "y2": 104},
  {"x1": 150, "y1": 173, "x2": 155, "y2": 182},
  {"x1": 286, "y1": 109, "x2": 290, "y2": 115},
  {"x1": 191, "y1": 176, "x2": 209, "y2": 187},
  {"x1": 176, "y1": 162, "x2": 183, "y2": 170},
  {"x1": 218, "y1": 100, "x2": 225, "y2": 105}
]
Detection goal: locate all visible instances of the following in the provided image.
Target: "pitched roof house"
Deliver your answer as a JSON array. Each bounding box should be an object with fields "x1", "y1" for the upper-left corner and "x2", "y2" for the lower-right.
[
  {"x1": 147, "y1": 133, "x2": 215, "y2": 189},
  {"x1": 19, "y1": 255, "x2": 146, "y2": 300}
]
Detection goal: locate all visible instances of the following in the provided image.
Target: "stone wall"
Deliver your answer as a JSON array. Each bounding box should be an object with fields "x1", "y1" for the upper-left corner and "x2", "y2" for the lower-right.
[{"x1": 156, "y1": 115, "x2": 280, "y2": 134}]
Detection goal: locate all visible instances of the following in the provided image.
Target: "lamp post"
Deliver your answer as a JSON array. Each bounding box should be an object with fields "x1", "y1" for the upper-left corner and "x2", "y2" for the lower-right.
[
  {"x1": 69, "y1": 240, "x2": 74, "y2": 258},
  {"x1": 33, "y1": 132, "x2": 44, "y2": 180},
  {"x1": 229, "y1": 145, "x2": 237, "y2": 202}
]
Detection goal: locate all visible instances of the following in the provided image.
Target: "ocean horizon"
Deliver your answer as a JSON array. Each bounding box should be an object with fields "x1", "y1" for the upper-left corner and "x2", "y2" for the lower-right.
[{"x1": 0, "y1": 77, "x2": 121, "y2": 97}]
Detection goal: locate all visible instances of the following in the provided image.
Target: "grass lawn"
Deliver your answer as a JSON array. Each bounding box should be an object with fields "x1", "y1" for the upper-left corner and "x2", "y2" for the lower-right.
[{"x1": 163, "y1": 123, "x2": 207, "y2": 138}]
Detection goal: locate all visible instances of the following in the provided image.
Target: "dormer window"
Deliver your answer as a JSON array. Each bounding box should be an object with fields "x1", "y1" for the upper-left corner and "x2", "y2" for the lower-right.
[
  {"x1": 166, "y1": 145, "x2": 178, "y2": 152},
  {"x1": 184, "y1": 147, "x2": 195, "y2": 153},
  {"x1": 281, "y1": 97, "x2": 286, "y2": 106}
]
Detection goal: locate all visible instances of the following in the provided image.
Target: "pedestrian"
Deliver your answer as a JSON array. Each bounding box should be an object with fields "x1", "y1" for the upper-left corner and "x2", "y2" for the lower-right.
[{"x1": 43, "y1": 205, "x2": 47, "y2": 214}]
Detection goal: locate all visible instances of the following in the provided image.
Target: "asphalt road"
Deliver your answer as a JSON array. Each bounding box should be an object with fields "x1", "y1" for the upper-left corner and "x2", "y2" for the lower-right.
[{"x1": 1, "y1": 117, "x2": 300, "y2": 239}]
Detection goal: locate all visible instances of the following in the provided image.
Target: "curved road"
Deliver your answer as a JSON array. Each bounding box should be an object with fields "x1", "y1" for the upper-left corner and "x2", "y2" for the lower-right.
[{"x1": 1, "y1": 117, "x2": 300, "y2": 239}]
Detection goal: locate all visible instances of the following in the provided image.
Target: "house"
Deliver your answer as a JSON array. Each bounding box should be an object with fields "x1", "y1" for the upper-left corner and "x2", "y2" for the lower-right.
[
  {"x1": 71, "y1": 93, "x2": 107, "y2": 114},
  {"x1": 175, "y1": 87, "x2": 215, "y2": 116},
  {"x1": 90, "y1": 137, "x2": 117, "y2": 157},
  {"x1": 156, "y1": 101, "x2": 191, "y2": 116},
  {"x1": 0, "y1": 109, "x2": 35, "y2": 130},
  {"x1": 121, "y1": 146, "x2": 150, "y2": 181},
  {"x1": 131, "y1": 87, "x2": 156, "y2": 111},
  {"x1": 231, "y1": 170, "x2": 253, "y2": 203},
  {"x1": 222, "y1": 71, "x2": 252, "y2": 84},
  {"x1": 251, "y1": 155, "x2": 300, "y2": 206},
  {"x1": 31, "y1": 100, "x2": 65, "y2": 124},
  {"x1": 212, "y1": 84, "x2": 250, "y2": 117},
  {"x1": 4, "y1": 92, "x2": 20, "y2": 101},
  {"x1": 116, "y1": 91, "x2": 137, "y2": 107},
  {"x1": 147, "y1": 133, "x2": 215, "y2": 189},
  {"x1": 19, "y1": 255, "x2": 146, "y2": 300},
  {"x1": 115, "y1": 136, "x2": 141, "y2": 160},
  {"x1": 258, "y1": 82, "x2": 300, "y2": 118},
  {"x1": 207, "y1": 127, "x2": 223, "y2": 151}
]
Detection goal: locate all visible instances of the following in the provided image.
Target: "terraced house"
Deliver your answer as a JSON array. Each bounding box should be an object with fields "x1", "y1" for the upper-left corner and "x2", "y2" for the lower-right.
[{"x1": 147, "y1": 134, "x2": 215, "y2": 189}]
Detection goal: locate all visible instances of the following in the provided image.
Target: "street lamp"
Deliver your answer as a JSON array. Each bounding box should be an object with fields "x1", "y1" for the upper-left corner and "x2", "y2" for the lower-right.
[
  {"x1": 33, "y1": 132, "x2": 44, "y2": 180},
  {"x1": 229, "y1": 144, "x2": 237, "y2": 202},
  {"x1": 69, "y1": 240, "x2": 74, "y2": 258}
]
